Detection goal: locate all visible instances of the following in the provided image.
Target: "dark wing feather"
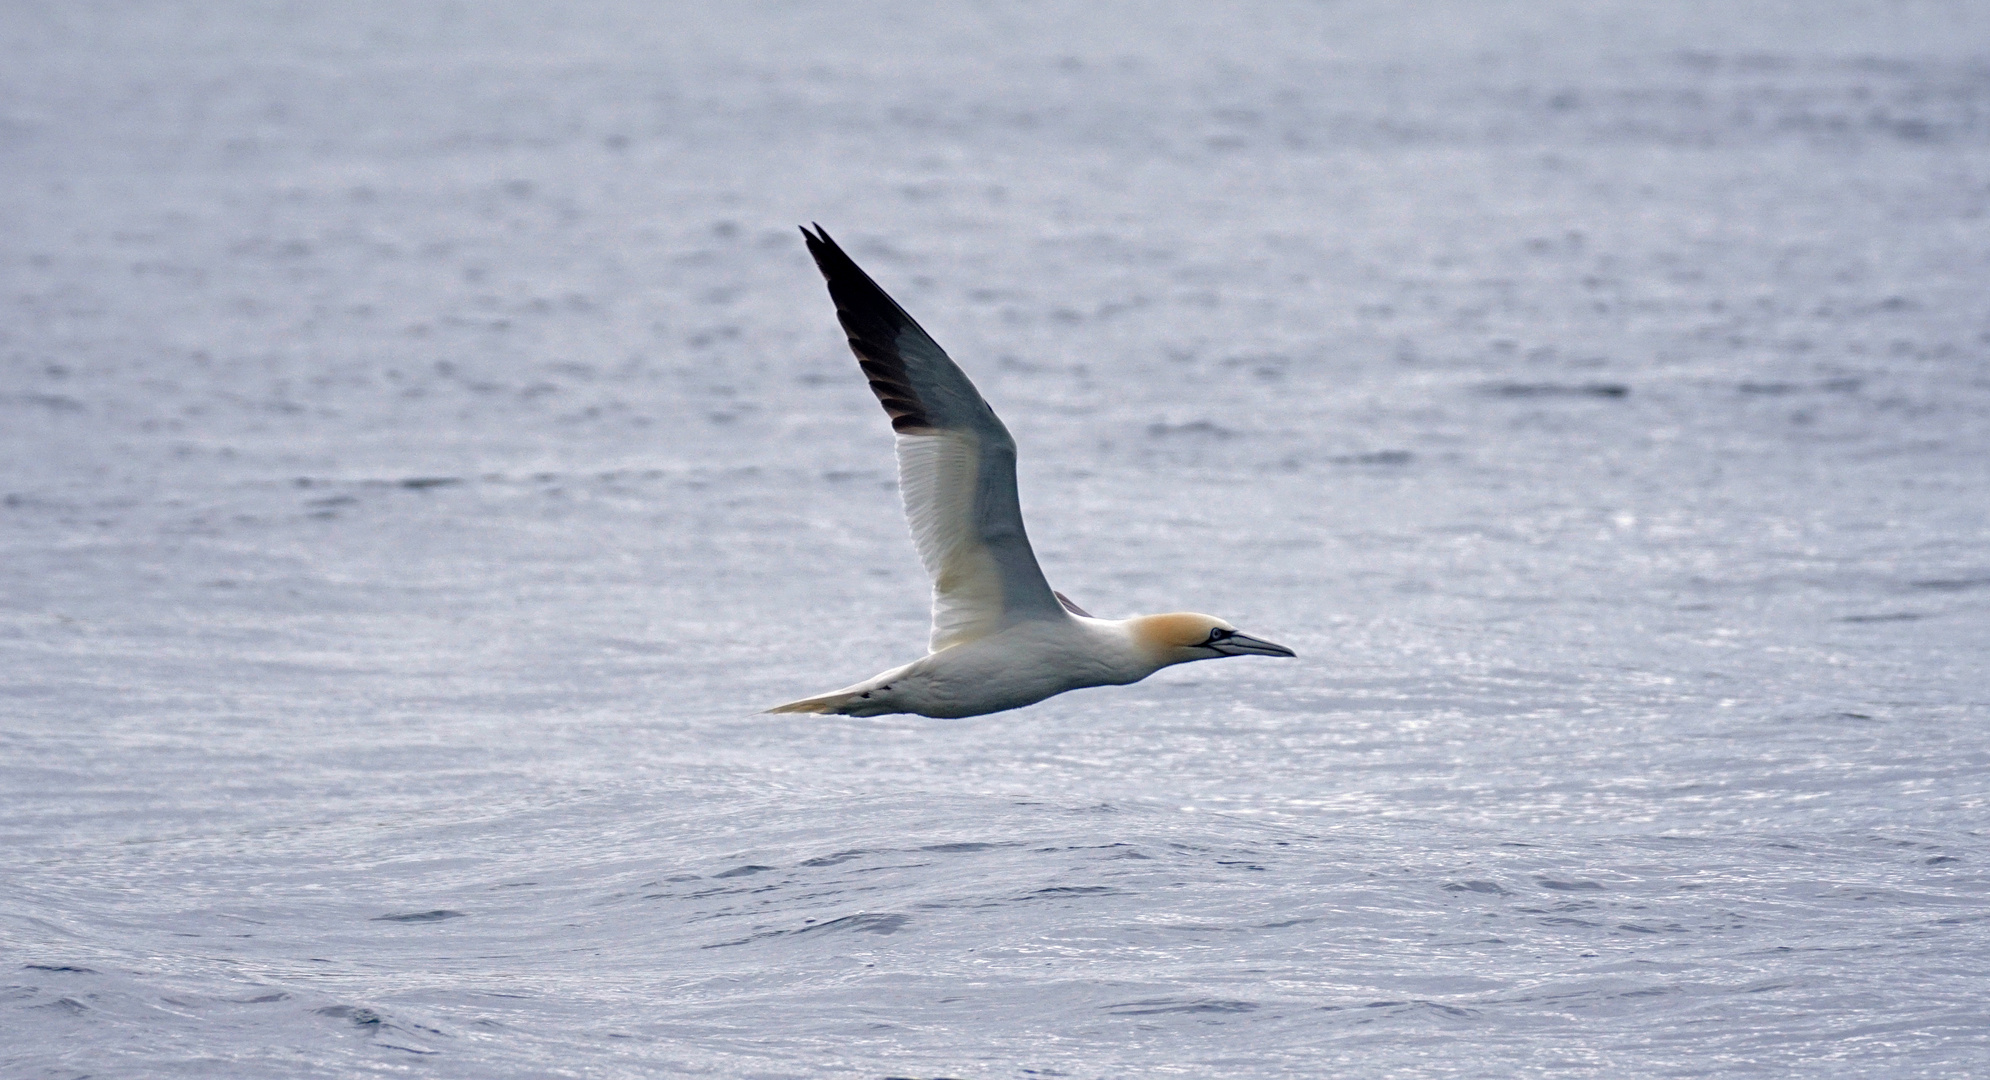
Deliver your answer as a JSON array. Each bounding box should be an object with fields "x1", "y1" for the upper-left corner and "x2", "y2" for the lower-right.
[
  {"x1": 800, "y1": 224, "x2": 1003, "y2": 435},
  {"x1": 799, "y1": 225, "x2": 1066, "y2": 638},
  {"x1": 1053, "y1": 591, "x2": 1093, "y2": 618}
]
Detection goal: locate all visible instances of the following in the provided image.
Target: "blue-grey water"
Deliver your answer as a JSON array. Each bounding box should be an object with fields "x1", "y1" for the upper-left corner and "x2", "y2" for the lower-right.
[{"x1": 4, "y1": 2, "x2": 1988, "y2": 1076}]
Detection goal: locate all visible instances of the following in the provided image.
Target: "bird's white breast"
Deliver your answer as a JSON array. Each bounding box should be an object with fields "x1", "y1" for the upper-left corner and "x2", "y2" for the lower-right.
[{"x1": 871, "y1": 616, "x2": 1155, "y2": 719}]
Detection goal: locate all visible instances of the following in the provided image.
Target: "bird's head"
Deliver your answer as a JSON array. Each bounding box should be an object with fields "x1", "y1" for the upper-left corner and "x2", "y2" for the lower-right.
[{"x1": 1130, "y1": 612, "x2": 1296, "y2": 667}]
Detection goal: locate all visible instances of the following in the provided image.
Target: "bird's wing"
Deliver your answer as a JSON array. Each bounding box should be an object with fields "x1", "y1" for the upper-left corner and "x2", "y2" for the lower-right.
[
  {"x1": 1053, "y1": 591, "x2": 1093, "y2": 617},
  {"x1": 801, "y1": 225, "x2": 1064, "y2": 652}
]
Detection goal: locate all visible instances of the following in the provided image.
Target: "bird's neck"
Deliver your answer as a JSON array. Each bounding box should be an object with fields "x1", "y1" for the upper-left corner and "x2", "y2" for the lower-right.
[{"x1": 1096, "y1": 615, "x2": 1188, "y2": 677}]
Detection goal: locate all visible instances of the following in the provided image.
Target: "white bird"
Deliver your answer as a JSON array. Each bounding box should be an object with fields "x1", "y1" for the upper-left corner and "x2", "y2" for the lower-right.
[{"x1": 770, "y1": 226, "x2": 1293, "y2": 719}]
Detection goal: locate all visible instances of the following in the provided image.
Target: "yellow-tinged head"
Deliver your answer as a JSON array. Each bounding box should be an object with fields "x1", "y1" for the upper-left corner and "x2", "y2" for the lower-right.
[{"x1": 1128, "y1": 612, "x2": 1296, "y2": 667}]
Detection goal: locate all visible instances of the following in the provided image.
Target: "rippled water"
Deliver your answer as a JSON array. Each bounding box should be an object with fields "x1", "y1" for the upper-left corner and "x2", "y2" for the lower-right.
[{"x1": 4, "y1": 2, "x2": 1988, "y2": 1076}]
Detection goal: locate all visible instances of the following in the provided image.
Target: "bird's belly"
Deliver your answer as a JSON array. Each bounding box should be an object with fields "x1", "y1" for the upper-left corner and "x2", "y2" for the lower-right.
[
  {"x1": 897, "y1": 673, "x2": 1063, "y2": 719},
  {"x1": 894, "y1": 635, "x2": 1126, "y2": 718}
]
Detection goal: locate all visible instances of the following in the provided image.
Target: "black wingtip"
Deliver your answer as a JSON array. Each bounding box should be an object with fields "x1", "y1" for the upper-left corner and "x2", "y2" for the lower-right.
[
  {"x1": 799, "y1": 224, "x2": 836, "y2": 266},
  {"x1": 800, "y1": 224, "x2": 846, "y2": 266},
  {"x1": 796, "y1": 223, "x2": 944, "y2": 434}
]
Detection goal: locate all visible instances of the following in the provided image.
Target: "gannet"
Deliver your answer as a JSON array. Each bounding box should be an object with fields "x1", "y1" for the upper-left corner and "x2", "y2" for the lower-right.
[{"x1": 770, "y1": 225, "x2": 1293, "y2": 719}]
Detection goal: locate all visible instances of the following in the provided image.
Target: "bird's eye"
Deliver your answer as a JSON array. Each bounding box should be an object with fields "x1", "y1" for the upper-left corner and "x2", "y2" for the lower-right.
[{"x1": 1206, "y1": 628, "x2": 1233, "y2": 643}]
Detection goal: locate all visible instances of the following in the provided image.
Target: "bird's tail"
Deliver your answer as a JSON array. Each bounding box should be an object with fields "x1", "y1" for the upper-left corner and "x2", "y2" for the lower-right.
[{"x1": 764, "y1": 689, "x2": 861, "y2": 715}]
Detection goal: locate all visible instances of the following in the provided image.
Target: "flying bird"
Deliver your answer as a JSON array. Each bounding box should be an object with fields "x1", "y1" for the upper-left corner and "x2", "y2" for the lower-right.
[{"x1": 770, "y1": 226, "x2": 1293, "y2": 718}]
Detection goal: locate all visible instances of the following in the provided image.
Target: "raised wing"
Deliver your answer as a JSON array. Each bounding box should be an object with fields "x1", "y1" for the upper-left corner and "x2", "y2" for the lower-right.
[{"x1": 801, "y1": 224, "x2": 1065, "y2": 651}]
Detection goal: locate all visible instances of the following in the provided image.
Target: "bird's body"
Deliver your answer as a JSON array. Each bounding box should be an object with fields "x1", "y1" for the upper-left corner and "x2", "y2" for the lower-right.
[
  {"x1": 771, "y1": 226, "x2": 1292, "y2": 718},
  {"x1": 773, "y1": 614, "x2": 1176, "y2": 719}
]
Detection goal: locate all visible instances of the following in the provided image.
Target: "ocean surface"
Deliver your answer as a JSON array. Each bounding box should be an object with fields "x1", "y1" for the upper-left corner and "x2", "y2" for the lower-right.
[{"x1": 3, "y1": 2, "x2": 1988, "y2": 1076}]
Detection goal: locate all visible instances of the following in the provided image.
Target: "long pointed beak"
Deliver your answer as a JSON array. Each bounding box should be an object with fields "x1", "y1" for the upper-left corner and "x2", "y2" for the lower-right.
[{"x1": 1212, "y1": 633, "x2": 1295, "y2": 658}]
